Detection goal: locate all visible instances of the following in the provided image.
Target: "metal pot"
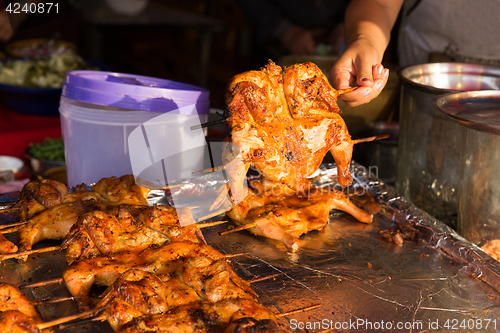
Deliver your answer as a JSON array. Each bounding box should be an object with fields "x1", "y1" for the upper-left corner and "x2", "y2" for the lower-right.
[
  {"x1": 434, "y1": 90, "x2": 500, "y2": 246},
  {"x1": 397, "y1": 63, "x2": 500, "y2": 228}
]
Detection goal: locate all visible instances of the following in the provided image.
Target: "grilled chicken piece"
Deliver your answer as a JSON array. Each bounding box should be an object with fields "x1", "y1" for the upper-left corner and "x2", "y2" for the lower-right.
[
  {"x1": 0, "y1": 233, "x2": 17, "y2": 254},
  {"x1": 63, "y1": 241, "x2": 226, "y2": 309},
  {"x1": 97, "y1": 260, "x2": 256, "y2": 332},
  {"x1": 16, "y1": 200, "x2": 105, "y2": 260},
  {"x1": 119, "y1": 298, "x2": 279, "y2": 333},
  {"x1": 15, "y1": 179, "x2": 69, "y2": 221},
  {"x1": 227, "y1": 178, "x2": 373, "y2": 252},
  {"x1": 62, "y1": 205, "x2": 198, "y2": 265},
  {"x1": 13, "y1": 175, "x2": 149, "y2": 221},
  {"x1": 90, "y1": 175, "x2": 149, "y2": 206},
  {"x1": 224, "y1": 61, "x2": 354, "y2": 203},
  {"x1": 0, "y1": 283, "x2": 53, "y2": 333}
]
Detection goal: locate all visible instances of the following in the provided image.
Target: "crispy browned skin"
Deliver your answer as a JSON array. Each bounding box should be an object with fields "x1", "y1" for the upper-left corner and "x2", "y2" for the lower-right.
[
  {"x1": 62, "y1": 205, "x2": 199, "y2": 265},
  {"x1": 97, "y1": 260, "x2": 256, "y2": 332},
  {"x1": 118, "y1": 298, "x2": 279, "y2": 333},
  {"x1": 14, "y1": 175, "x2": 149, "y2": 221},
  {"x1": 225, "y1": 61, "x2": 353, "y2": 203},
  {"x1": 16, "y1": 200, "x2": 105, "y2": 259},
  {"x1": 9, "y1": 175, "x2": 151, "y2": 260},
  {"x1": 227, "y1": 179, "x2": 373, "y2": 252},
  {"x1": 0, "y1": 283, "x2": 53, "y2": 333},
  {"x1": 62, "y1": 241, "x2": 227, "y2": 309},
  {"x1": 90, "y1": 175, "x2": 149, "y2": 206},
  {"x1": 16, "y1": 179, "x2": 69, "y2": 221}
]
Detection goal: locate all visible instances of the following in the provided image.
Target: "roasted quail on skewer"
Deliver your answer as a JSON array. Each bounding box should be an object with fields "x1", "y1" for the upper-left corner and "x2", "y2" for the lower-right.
[
  {"x1": 62, "y1": 241, "x2": 229, "y2": 308},
  {"x1": 62, "y1": 205, "x2": 200, "y2": 265},
  {"x1": 226, "y1": 178, "x2": 373, "y2": 252},
  {"x1": 224, "y1": 61, "x2": 355, "y2": 203},
  {"x1": 118, "y1": 298, "x2": 280, "y2": 333},
  {"x1": 0, "y1": 283, "x2": 54, "y2": 333}
]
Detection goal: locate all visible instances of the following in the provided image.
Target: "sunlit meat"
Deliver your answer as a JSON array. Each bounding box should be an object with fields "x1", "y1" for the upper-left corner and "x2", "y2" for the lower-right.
[
  {"x1": 227, "y1": 178, "x2": 373, "y2": 252},
  {"x1": 62, "y1": 205, "x2": 199, "y2": 265},
  {"x1": 224, "y1": 61, "x2": 354, "y2": 203},
  {"x1": 0, "y1": 283, "x2": 53, "y2": 333}
]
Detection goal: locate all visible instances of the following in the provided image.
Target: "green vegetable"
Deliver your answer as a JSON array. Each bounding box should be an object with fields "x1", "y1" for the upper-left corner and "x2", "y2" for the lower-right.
[{"x1": 29, "y1": 137, "x2": 65, "y2": 162}]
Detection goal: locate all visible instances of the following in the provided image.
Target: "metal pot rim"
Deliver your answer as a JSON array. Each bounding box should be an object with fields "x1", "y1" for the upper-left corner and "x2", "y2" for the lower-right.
[{"x1": 397, "y1": 62, "x2": 500, "y2": 94}]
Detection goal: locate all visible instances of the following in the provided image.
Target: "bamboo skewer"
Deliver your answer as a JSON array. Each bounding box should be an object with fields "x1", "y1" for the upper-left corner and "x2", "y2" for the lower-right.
[
  {"x1": 248, "y1": 273, "x2": 281, "y2": 284},
  {"x1": 59, "y1": 315, "x2": 106, "y2": 330},
  {"x1": 338, "y1": 86, "x2": 359, "y2": 95},
  {"x1": 197, "y1": 220, "x2": 229, "y2": 228},
  {"x1": 0, "y1": 225, "x2": 24, "y2": 234},
  {"x1": 352, "y1": 133, "x2": 390, "y2": 145},
  {"x1": 30, "y1": 296, "x2": 76, "y2": 306},
  {"x1": 219, "y1": 222, "x2": 257, "y2": 236},
  {"x1": 0, "y1": 206, "x2": 18, "y2": 213},
  {"x1": 0, "y1": 245, "x2": 61, "y2": 262},
  {"x1": 36, "y1": 306, "x2": 108, "y2": 331},
  {"x1": 19, "y1": 277, "x2": 63, "y2": 289},
  {"x1": 0, "y1": 221, "x2": 28, "y2": 230},
  {"x1": 275, "y1": 304, "x2": 321, "y2": 318}
]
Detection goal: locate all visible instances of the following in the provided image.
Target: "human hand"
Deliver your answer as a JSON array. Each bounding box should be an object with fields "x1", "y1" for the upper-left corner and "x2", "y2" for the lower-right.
[
  {"x1": 282, "y1": 25, "x2": 315, "y2": 55},
  {"x1": 329, "y1": 38, "x2": 389, "y2": 107}
]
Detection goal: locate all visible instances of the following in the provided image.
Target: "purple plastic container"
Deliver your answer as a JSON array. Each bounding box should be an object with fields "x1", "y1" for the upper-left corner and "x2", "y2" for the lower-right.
[{"x1": 59, "y1": 71, "x2": 210, "y2": 186}]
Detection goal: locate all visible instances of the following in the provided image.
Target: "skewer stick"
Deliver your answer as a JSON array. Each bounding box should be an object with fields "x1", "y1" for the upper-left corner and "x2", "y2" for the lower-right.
[
  {"x1": 275, "y1": 304, "x2": 321, "y2": 318},
  {"x1": 191, "y1": 118, "x2": 226, "y2": 131},
  {"x1": 22, "y1": 252, "x2": 243, "y2": 289},
  {"x1": 30, "y1": 296, "x2": 76, "y2": 306},
  {"x1": 352, "y1": 134, "x2": 390, "y2": 145},
  {"x1": 219, "y1": 222, "x2": 257, "y2": 236},
  {"x1": 337, "y1": 86, "x2": 359, "y2": 95},
  {"x1": 197, "y1": 220, "x2": 229, "y2": 229},
  {"x1": 19, "y1": 277, "x2": 63, "y2": 289},
  {"x1": 223, "y1": 252, "x2": 248, "y2": 259},
  {"x1": 59, "y1": 315, "x2": 106, "y2": 330},
  {"x1": 36, "y1": 306, "x2": 107, "y2": 331},
  {"x1": 0, "y1": 221, "x2": 28, "y2": 230},
  {"x1": 0, "y1": 225, "x2": 24, "y2": 234},
  {"x1": 0, "y1": 206, "x2": 18, "y2": 213},
  {"x1": 0, "y1": 245, "x2": 61, "y2": 261},
  {"x1": 248, "y1": 273, "x2": 281, "y2": 284}
]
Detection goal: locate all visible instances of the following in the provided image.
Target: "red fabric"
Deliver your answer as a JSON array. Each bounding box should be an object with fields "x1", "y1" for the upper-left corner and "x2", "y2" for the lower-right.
[{"x1": 0, "y1": 108, "x2": 61, "y2": 164}]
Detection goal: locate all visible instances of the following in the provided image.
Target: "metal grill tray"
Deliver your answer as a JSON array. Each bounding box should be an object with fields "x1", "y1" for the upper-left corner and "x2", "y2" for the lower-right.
[{"x1": 1, "y1": 163, "x2": 500, "y2": 332}]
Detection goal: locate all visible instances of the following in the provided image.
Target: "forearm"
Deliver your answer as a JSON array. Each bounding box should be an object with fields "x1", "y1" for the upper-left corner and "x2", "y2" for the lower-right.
[{"x1": 344, "y1": 0, "x2": 403, "y2": 61}]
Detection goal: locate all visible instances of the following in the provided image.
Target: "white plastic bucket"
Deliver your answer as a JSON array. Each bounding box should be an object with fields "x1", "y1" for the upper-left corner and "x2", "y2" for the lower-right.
[{"x1": 60, "y1": 71, "x2": 210, "y2": 186}]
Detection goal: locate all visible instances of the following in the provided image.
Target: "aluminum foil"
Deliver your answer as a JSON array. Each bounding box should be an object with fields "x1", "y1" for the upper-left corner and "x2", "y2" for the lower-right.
[{"x1": 1, "y1": 163, "x2": 500, "y2": 332}]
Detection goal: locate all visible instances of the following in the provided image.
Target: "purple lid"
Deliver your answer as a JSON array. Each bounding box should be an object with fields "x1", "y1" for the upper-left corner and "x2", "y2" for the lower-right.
[
  {"x1": 62, "y1": 70, "x2": 210, "y2": 112},
  {"x1": 62, "y1": 84, "x2": 210, "y2": 113}
]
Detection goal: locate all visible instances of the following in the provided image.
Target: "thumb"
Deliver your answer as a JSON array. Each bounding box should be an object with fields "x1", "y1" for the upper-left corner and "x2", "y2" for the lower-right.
[{"x1": 356, "y1": 62, "x2": 375, "y2": 87}]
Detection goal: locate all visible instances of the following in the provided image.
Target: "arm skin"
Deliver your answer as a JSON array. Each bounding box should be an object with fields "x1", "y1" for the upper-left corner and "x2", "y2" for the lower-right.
[{"x1": 329, "y1": 0, "x2": 403, "y2": 107}]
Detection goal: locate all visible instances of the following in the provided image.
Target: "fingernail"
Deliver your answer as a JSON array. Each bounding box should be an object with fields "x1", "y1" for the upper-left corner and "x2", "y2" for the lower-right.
[
  {"x1": 362, "y1": 77, "x2": 370, "y2": 82},
  {"x1": 384, "y1": 69, "x2": 389, "y2": 77},
  {"x1": 378, "y1": 65, "x2": 383, "y2": 74},
  {"x1": 376, "y1": 81, "x2": 383, "y2": 90},
  {"x1": 364, "y1": 89, "x2": 371, "y2": 97}
]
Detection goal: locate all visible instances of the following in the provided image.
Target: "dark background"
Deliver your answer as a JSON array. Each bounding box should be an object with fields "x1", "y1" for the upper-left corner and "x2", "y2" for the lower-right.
[{"x1": 4, "y1": 0, "x2": 400, "y2": 110}]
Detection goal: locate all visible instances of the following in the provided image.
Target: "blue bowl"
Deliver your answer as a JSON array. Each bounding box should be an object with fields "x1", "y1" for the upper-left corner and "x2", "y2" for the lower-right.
[{"x1": 0, "y1": 60, "x2": 108, "y2": 116}]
